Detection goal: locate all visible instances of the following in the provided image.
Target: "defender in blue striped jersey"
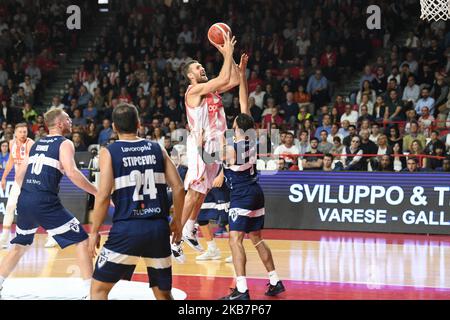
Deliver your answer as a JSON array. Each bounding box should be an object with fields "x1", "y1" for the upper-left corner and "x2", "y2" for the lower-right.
[
  {"x1": 0, "y1": 108, "x2": 98, "y2": 298},
  {"x1": 89, "y1": 104, "x2": 184, "y2": 300},
  {"x1": 220, "y1": 54, "x2": 285, "y2": 300}
]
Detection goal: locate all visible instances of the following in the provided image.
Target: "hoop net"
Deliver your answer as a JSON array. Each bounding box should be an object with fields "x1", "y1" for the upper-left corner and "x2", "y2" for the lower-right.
[{"x1": 420, "y1": 0, "x2": 450, "y2": 21}]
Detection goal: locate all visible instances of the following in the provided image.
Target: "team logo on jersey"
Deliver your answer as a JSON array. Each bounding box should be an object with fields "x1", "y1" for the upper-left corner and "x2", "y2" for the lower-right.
[
  {"x1": 229, "y1": 208, "x2": 239, "y2": 222},
  {"x1": 69, "y1": 222, "x2": 80, "y2": 233},
  {"x1": 97, "y1": 250, "x2": 108, "y2": 269}
]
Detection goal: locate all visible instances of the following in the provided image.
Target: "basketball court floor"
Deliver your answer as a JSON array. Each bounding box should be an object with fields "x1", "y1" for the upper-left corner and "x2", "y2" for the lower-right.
[{"x1": 1, "y1": 226, "x2": 449, "y2": 300}]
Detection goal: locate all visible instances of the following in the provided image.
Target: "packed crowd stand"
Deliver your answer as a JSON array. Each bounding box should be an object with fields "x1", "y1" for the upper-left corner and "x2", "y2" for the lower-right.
[{"x1": 0, "y1": 0, "x2": 448, "y2": 173}]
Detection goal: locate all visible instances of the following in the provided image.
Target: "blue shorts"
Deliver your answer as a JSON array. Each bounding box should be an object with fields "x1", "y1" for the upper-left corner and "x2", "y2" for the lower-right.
[
  {"x1": 11, "y1": 192, "x2": 88, "y2": 249},
  {"x1": 228, "y1": 184, "x2": 265, "y2": 233},
  {"x1": 198, "y1": 184, "x2": 230, "y2": 222},
  {"x1": 93, "y1": 218, "x2": 172, "y2": 291}
]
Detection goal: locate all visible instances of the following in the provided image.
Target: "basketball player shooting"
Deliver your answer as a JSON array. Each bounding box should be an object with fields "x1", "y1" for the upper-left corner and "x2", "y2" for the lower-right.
[{"x1": 171, "y1": 31, "x2": 240, "y2": 261}]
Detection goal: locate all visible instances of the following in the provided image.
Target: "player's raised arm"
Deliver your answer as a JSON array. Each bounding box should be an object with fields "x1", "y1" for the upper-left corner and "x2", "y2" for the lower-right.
[
  {"x1": 162, "y1": 148, "x2": 184, "y2": 244},
  {"x1": 59, "y1": 139, "x2": 98, "y2": 196},
  {"x1": 238, "y1": 53, "x2": 250, "y2": 115},
  {"x1": 217, "y1": 59, "x2": 240, "y2": 94},
  {"x1": 186, "y1": 32, "x2": 236, "y2": 98}
]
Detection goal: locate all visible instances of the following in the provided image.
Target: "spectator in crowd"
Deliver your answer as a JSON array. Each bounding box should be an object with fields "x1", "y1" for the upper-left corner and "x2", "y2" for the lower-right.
[
  {"x1": 402, "y1": 75, "x2": 420, "y2": 109},
  {"x1": 372, "y1": 96, "x2": 388, "y2": 123},
  {"x1": 294, "y1": 85, "x2": 313, "y2": 115},
  {"x1": 294, "y1": 130, "x2": 310, "y2": 158},
  {"x1": 72, "y1": 132, "x2": 87, "y2": 152},
  {"x1": 403, "y1": 158, "x2": 422, "y2": 173},
  {"x1": 262, "y1": 106, "x2": 283, "y2": 130},
  {"x1": 386, "y1": 89, "x2": 405, "y2": 121},
  {"x1": 249, "y1": 84, "x2": 265, "y2": 109},
  {"x1": 373, "y1": 154, "x2": 394, "y2": 172},
  {"x1": 72, "y1": 108, "x2": 87, "y2": 127},
  {"x1": 338, "y1": 120, "x2": 350, "y2": 138},
  {"x1": 322, "y1": 153, "x2": 343, "y2": 172},
  {"x1": 342, "y1": 135, "x2": 364, "y2": 171},
  {"x1": 307, "y1": 69, "x2": 329, "y2": 107},
  {"x1": 0, "y1": 140, "x2": 9, "y2": 169},
  {"x1": 276, "y1": 158, "x2": 288, "y2": 171},
  {"x1": 327, "y1": 123, "x2": 343, "y2": 143},
  {"x1": 21, "y1": 102, "x2": 37, "y2": 124},
  {"x1": 297, "y1": 105, "x2": 313, "y2": 124},
  {"x1": 274, "y1": 132, "x2": 299, "y2": 167},
  {"x1": 340, "y1": 104, "x2": 359, "y2": 126},
  {"x1": 302, "y1": 138, "x2": 323, "y2": 171},
  {"x1": 415, "y1": 88, "x2": 435, "y2": 116},
  {"x1": 425, "y1": 145, "x2": 445, "y2": 170},
  {"x1": 314, "y1": 114, "x2": 332, "y2": 139},
  {"x1": 403, "y1": 121, "x2": 426, "y2": 152},
  {"x1": 356, "y1": 80, "x2": 376, "y2": 105},
  {"x1": 419, "y1": 104, "x2": 435, "y2": 131},
  {"x1": 436, "y1": 157, "x2": 450, "y2": 172},
  {"x1": 387, "y1": 126, "x2": 403, "y2": 151},
  {"x1": 330, "y1": 136, "x2": 344, "y2": 162},
  {"x1": 424, "y1": 130, "x2": 446, "y2": 155},
  {"x1": 318, "y1": 130, "x2": 333, "y2": 154},
  {"x1": 98, "y1": 118, "x2": 112, "y2": 145},
  {"x1": 343, "y1": 125, "x2": 358, "y2": 147},
  {"x1": 407, "y1": 139, "x2": 426, "y2": 168},
  {"x1": 281, "y1": 92, "x2": 299, "y2": 128}
]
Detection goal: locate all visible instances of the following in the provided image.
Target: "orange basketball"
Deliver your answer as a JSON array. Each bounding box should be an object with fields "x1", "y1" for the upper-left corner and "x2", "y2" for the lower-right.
[{"x1": 208, "y1": 22, "x2": 232, "y2": 46}]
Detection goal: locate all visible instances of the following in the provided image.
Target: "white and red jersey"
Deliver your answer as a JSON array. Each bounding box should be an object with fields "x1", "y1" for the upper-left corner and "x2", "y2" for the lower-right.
[
  {"x1": 10, "y1": 137, "x2": 33, "y2": 172},
  {"x1": 185, "y1": 85, "x2": 227, "y2": 153}
]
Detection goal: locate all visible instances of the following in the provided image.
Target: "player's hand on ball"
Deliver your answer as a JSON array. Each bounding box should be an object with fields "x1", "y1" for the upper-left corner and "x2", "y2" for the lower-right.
[
  {"x1": 170, "y1": 219, "x2": 182, "y2": 244},
  {"x1": 213, "y1": 32, "x2": 236, "y2": 57},
  {"x1": 88, "y1": 232, "x2": 101, "y2": 259}
]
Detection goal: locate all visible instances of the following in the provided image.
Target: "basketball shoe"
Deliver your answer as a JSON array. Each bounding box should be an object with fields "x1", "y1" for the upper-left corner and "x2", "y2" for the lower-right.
[
  {"x1": 182, "y1": 224, "x2": 204, "y2": 252},
  {"x1": 196, "y1": 248, "x2": 221, "y2": 261},
  {"x1": 220, "y1": 288, "x2": 250, "y2": 300},
  {"x1": 171, "y1": 241, "x2": 186, "y2": 263},
  {"x1": 225, "y1": 256, "x2": 233, "y2": 263},
  {"x1": 265, "y1": 281, "x2": 285, "y2": 296}
]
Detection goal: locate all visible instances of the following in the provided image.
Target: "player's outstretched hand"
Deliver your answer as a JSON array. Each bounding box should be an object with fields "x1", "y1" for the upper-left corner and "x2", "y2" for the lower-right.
[
  {"x1": 88, "y1": 232, "x2": 101, "y2": 259},
  {"x1": 239, "y1": 53, "x2": 249, "y2": 75},
  {"x1": 170, "y1": 219, "x2": 182, "y2": 244}
]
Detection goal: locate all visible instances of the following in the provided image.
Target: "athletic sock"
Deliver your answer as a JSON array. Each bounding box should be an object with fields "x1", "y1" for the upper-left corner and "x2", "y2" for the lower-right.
[
  {"x1": 268, "y1": 270, "x2": 280, "y2": 286},
  {"x1": 207, "y1": 240, "x2": 217, "y2": 251},
  {"x1": 183, "y1": 219, "x2": 195, "y2": 237},
  {"x1": 236, "y1": 276, "x2": 248, "y2": 293}
]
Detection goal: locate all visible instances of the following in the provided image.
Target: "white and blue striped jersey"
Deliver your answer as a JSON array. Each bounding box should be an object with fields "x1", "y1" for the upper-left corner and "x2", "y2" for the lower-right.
[
  {"x1": 223, "y1": 139, "x2": 258, "y2": 190},
  {"x1": 22, "y1": 136, "x2": 66, "y2": 195},
  {"x1": 108, "y1": 139, "x2": 169, "y2": 222}
]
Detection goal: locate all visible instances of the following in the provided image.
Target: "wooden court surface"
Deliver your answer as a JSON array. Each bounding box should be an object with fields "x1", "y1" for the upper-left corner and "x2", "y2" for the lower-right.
[{"x1": 1, "y1": 227, "x2": 450, "y2": 299}]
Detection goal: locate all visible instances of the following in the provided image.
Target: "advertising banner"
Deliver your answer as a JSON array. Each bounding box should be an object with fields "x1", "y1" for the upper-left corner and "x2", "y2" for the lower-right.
[{"x1": 261, "y1": 171, "x2": 450, "y2": 235}]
